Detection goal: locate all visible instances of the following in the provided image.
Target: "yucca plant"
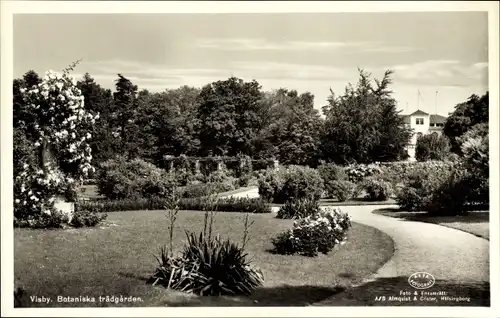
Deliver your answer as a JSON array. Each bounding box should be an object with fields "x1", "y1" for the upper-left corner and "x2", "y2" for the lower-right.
[{"x1": 148, "y1": 232, "x2": 264, "y2": 296}]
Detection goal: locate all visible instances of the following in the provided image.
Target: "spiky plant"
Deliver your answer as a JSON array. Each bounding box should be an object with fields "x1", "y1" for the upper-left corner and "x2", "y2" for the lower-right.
[{"x1": 148, "y1": 232, "x2": 264, "y2": 296}]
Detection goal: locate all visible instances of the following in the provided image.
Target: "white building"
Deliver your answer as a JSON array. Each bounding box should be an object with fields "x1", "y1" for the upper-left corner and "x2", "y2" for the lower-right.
[{"x1": 399, "y1": 109, "x2": 447, "y2": 161}]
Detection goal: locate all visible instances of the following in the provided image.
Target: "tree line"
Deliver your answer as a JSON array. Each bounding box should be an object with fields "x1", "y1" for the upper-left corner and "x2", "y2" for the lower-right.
[{"x1": 14, "y1": 67, "x2": 485, "y2": 170}]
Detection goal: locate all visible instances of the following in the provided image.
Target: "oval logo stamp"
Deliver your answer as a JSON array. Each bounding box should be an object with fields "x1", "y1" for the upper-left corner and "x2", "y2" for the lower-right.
[{"x1": 408, "y1": 272, "x2": 435, "y2": 289}]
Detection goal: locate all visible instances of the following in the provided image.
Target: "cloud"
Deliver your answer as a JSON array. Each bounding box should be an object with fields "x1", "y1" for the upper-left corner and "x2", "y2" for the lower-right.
[
  {"x1": 81, "y1": 59, "x2": 354, "y2": 91},
  {"x1": 385, "y1": 60, "x2": 488, "y2": 87},
  {"x1": 195, "y1": 38, "x2": 417, "y2": 53}
]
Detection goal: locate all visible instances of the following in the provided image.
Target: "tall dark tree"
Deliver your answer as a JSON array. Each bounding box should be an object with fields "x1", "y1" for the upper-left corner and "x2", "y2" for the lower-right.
[
  {"x1": 196, "y1": 77, "x2": 263, "y2": 157},
  {"x1": 444, "y1": 91, "x2": 489, "y2": 153},
  {"x1": 369, "y1": 70, "x2": 413, "y2": 161},
  {"x1": 77, "y1": 73, "x2": 116, "y2": 166},
  {"x1": 112, "y1": 74, "x2": 140, "y2": 158},
  {"x1": 321, "y1": 69, "x2": 412, "y2": 164}
]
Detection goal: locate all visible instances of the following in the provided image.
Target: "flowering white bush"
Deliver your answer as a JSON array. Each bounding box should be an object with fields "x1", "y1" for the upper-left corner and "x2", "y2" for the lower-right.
[
  {"x1": 14, "y1": 66, "x2": 98, "y2": 223},
  {"x1": 272, "y1": 207, "x2": 351, "y2": 257},
  {"x1": 345, "y1": 163, "x2": 382, "y2": 183}
]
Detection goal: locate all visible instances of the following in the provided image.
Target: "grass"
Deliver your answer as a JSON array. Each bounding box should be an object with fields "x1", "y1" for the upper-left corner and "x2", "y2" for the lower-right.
[
  {"x1": 14, "y1": 210, "x2": 394, "y2": 307},
  {"x1": 373, "y1": 208, "x2": 489, "y2": 240}
]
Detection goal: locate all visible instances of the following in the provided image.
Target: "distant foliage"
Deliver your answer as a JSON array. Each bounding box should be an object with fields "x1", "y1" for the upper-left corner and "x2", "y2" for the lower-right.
[{"x1": 272, "y1": 207, "x2": 352, "y2": 257}]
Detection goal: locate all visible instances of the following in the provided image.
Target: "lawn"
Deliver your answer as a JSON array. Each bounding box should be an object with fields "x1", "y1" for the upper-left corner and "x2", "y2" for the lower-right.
[
  {"x1": 373, "y1": 208, "x2": 489, "y2": 240},
  {"x1": 14, "y1": 210, "x2": 394, "y2": 307}
]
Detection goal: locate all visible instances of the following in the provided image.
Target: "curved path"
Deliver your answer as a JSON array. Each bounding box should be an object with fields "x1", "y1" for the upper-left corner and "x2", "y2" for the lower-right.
[{"x1": 224, "y1": 187, "x2": 490, "y2": 283}]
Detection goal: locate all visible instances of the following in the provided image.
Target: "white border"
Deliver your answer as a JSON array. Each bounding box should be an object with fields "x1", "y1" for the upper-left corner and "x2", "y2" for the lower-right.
[{"x1": 1, "y1": 1, "x2": 499, "y2": 317}]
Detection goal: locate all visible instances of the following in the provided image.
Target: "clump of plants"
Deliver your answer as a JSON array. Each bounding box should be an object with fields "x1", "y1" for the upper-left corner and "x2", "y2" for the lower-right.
[
  {"x1": 276, "y1": 198, "x2": 320, "y2": 219},
  {"x1": 258, "y1": 165, "x2": 323, "y2": 203},
  {"x1": 272, "y1": 207, "x2": 352, "y2": 257},
  {"x1": 324, "y1": 180, "x2": 356, "y2": 202},
  {"x1": 361, "y1": 177, "x2": 393, "y2": 201},
  {"x1": 147, "y1": 196, "x2": 264, "y2": 296}
]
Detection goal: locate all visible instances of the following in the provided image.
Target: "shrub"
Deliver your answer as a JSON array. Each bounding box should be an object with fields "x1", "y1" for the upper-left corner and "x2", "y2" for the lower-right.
[
  {"x1": 70, "y1": 210, "x2": 107, "y2": 227},
  {"x1": 148, "y1": 232, "x2": 264, "y2": 296},
  {"x1": 425, "y1": 169, "x2": 471, "y2": 215},
  {"x1": 317, "y1": 163, "x2": 347, "y2": 183},
  {"x1": 415, "y1": 133, "x2": 450, "y2": 162},
  {"x1": 75, "y1": 197, "x2": 271, "y2": 214},
  {"x1": 394, "y1": 162, "x2": 457, "y2": 212},
  {"x1": 272, "y1": 207, "x2": 352, "y2": 257},
  {"x1": 276, "y1": 199, "x2": 320, "y2": 219},
  {"x1": 361, "y1": 178, "x2": 393, "y2": 201},
  {"x1": 394, "y1": 187, "x2": 422, "y2": 211},
  {"x1": 324, "y1": 180, "x2": 355, "y2": 201},
  {"x1": 258, "y1": 165, "x2": 323, "y2": 203},
  {"x1": 97, "y1": 158, "x2": 176, "y2": 200}
]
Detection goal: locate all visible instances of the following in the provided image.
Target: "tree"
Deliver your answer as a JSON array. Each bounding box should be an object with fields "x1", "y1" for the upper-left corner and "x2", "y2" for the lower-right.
[
  {"x1": 112, "y1": 74, "x2": 140, "y2": 158},
  {"x1": 13, "y1": 70, "x2": 42, "y2": 134},
  {"x1": 415, "y1": 133, "x2": 450, "y2": 161},
  {"x1": 444, "y1": 92, "x2": 489, "y2": 153},
  {"x1": 136, "y1": 87, "x2": 201, "y2": 166},
  {"x1": 77, "y1": 73, "x2": 116, "y2": 166},
  {"x1": 257, "y1": 89, "x2": 323, "y2": 166},
  {"x1": 321, "y1": 69, "x2": 411, "y2": 164},
  {"x1": 196, "y1": 77, "x2": 264, "y2": 157}
]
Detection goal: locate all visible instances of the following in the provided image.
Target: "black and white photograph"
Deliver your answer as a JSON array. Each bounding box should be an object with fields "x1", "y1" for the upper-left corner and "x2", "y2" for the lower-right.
[{"x1": 1, "y1": 1, "x2": 499, "y2": 317}]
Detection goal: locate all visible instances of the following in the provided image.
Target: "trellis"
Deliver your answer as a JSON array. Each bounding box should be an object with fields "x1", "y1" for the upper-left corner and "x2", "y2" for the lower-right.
[{"x1": 163, "y1": 156, "x2": 279, "y2": 175}]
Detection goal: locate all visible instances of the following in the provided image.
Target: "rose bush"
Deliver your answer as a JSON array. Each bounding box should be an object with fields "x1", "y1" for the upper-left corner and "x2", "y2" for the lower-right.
[{"x1": 14, "y1": 66, "x2": 99, "y2": 226}]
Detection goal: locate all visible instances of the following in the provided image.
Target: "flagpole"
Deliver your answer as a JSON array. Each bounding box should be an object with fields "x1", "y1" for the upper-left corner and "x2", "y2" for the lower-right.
[{"x1": 435, "y1": 91, "x2": 438, "y2": 115}]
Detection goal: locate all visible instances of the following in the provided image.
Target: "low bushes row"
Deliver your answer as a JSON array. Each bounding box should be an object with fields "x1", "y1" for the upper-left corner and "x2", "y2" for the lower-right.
[
  {"x1": 75, "y1": 196, "x2": 271, "y2": 214},
  {"x1": 13, "y1": 208, "x2": 107, "y2": 229}
]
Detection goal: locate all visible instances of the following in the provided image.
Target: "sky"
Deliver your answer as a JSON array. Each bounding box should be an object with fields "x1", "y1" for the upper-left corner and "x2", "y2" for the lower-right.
[{"x1": 13, "y1": 12, "x2": 489, "y2": 116}]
